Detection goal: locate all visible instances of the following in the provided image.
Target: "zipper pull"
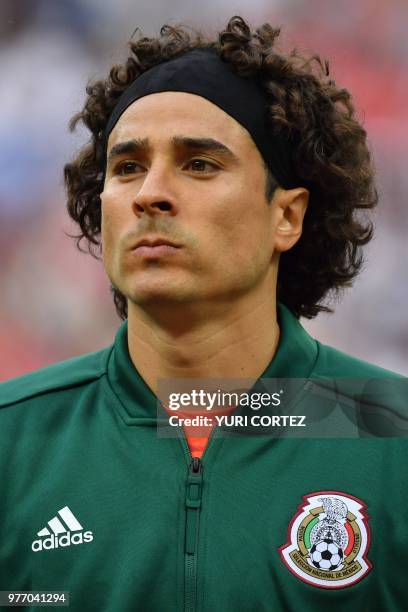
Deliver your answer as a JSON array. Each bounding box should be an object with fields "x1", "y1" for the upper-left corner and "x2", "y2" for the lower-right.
[
  {"x1": 191, "y1": 457, "x2": 202, "y2": 474},
  {"x1": 185, "y1": 457, "x2": 203, "y2": 554}
]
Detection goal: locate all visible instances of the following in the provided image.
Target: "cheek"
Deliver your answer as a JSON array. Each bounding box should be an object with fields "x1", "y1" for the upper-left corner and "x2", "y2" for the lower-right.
[
  {"x1": 100, "y1": 205, "x2": 112, "y2": 258},
  {"x1": 207, "y1": 191, "x2": 272, "y2": 256},
  {"x1": 101, "y1": 183, "x2": 130, "y2": 230},
  {"x1": 100, "y1": 193, "x2": 124, "y2": 265}
]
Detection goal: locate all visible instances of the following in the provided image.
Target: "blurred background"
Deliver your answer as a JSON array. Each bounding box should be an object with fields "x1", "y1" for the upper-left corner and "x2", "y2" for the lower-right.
[{"x1": 0, "y1": 0, "x2": 407, "y2": 380}]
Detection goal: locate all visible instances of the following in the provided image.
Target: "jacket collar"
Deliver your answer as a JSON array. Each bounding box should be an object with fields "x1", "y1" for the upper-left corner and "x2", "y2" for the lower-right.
[{"x1": 107, "y1": 303, "x2": 318, "y2": 424}]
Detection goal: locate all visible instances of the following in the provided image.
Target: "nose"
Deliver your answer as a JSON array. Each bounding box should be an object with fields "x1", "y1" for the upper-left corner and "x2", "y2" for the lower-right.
[{"x1": 132, "y1": 165, "x2": 177, "y2": 218}]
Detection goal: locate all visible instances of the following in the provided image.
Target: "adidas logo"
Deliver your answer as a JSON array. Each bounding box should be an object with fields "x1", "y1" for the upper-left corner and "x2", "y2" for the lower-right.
[{"x1": 31, "y1": 506, "x2": 93, "y2": 552}]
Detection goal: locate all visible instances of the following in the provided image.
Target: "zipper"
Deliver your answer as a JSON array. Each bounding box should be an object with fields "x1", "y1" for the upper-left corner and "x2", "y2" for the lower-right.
[
  {"x1": 178, "y1": 419, "x2": 221, "y2": 611},
  {"x1": 184, "y1": 456, "x2": 203, "y2": 612}
]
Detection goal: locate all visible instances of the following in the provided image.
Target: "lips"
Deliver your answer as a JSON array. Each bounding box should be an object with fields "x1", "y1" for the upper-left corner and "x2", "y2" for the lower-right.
[
  {"x1": 134, "y1": 237, "x2": 181, "y2": 249},
  {"x1": 131, "y1": 236, "x2": 181, "y2": 258}
]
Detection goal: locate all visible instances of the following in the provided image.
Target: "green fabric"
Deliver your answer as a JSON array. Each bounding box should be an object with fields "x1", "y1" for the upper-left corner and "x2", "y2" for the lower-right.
[{"x1": 0, "y1": 304, "x2": 406, "y2": 611}]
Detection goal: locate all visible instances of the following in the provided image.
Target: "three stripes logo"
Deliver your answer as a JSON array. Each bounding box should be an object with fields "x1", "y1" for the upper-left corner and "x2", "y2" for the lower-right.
[{"x1": 31, "y1": 506, "x2": 93, "y2": 552}]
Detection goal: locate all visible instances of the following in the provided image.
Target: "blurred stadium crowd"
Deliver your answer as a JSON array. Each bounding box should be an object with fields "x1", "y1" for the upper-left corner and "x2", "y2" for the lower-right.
[{"x1": 1, "y1": 0, "x2": 407, "y2": 379}]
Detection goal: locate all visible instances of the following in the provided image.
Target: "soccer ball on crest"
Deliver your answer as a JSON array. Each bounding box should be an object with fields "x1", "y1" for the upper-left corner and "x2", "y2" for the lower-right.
[{"x1": 309, "y1": 538, "x2": 344, "y2": 571}]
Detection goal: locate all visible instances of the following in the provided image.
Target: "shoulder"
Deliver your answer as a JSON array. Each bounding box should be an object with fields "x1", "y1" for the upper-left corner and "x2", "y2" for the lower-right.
[
  {"x1": 314, "y1": 341, "x2": 405, "y2": 380},
  {"x1": 0, "y1": 345, "x2": 112, "y2": 410},
  {"x1": 312, "y1": 342, "x2": 407, "y2": 435}
]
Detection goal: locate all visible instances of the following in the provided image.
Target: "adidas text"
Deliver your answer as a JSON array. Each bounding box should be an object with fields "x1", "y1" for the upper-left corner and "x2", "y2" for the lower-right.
[{"x1": 32, "y1": 531, "x2": 93, "y2": 552}]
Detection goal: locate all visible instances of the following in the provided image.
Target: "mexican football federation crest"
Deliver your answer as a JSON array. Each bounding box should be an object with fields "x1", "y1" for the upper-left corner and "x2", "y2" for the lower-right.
[{"x1": 279, "y1": 491, "x2": 372, "y2": 588}]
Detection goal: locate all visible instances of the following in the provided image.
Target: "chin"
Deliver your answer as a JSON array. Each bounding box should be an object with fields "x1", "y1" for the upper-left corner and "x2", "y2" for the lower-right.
[
  {"x1": 126, "y1": 281, "x2": 197, "y2": 306},
  {"x1": 131, "y1": 290, "x2": 182, "y2": 305}
]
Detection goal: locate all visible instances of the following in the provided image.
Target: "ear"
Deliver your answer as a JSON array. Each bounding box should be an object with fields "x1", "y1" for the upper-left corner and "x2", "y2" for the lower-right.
[{"x1": 272, "y1": 187, "x2": 309, "y2": 253}]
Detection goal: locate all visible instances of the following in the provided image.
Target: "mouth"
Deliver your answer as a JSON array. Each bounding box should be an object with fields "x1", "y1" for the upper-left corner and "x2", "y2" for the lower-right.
[
  {"x1": 135, "y1": 237, "x2": 181, "y2": 249},
  {"x1": 131, "y1": 237, "x2": 182, "y2": 259}
]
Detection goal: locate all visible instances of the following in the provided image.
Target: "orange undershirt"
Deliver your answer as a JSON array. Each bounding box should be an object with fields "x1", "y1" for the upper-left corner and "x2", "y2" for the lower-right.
[{"x1": 163, "y1": 405, "x2": 236, "y2": 458}]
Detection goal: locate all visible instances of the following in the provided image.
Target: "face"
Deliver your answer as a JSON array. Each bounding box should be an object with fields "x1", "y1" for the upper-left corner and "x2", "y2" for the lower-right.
[{"x1": 101, "y1": 92, "x2": 283, "y2": 310}]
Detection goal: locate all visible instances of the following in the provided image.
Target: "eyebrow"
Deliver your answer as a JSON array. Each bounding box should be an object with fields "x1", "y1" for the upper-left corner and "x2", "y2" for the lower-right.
[
  {"x1": 107, "y1": 138, "x2": 148, "y2": 165},
  {"x1": 106, "y1": 136, "x2": 239, "y2": 165},
  {"x1": 171, "y1": 136, "x2": 239, "y2": 162}
]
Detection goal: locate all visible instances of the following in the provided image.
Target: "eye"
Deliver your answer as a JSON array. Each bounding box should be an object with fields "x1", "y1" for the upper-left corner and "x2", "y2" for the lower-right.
[
  {"x1": 115, "y1": 160, "x2": 145, "y2": 176},
  {"x1": 186, "y1": 158, "x2": 218, "y2": 173}
]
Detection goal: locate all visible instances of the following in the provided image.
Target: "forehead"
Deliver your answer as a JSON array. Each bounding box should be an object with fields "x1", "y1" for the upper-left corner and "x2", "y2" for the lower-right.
[{"x1": 107, "y1": 91, "x2": 257, "y2": 153}]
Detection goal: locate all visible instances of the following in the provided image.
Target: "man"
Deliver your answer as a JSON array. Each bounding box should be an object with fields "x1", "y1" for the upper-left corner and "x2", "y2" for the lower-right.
[{"x1": 0, "y1": 16, "x2": 406, "y2": 612}]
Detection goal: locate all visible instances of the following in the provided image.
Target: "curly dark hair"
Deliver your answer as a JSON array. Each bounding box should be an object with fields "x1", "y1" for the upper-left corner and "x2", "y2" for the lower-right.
[{"x1": 64, "y1": 15, "x2": 377, "y2": 320}]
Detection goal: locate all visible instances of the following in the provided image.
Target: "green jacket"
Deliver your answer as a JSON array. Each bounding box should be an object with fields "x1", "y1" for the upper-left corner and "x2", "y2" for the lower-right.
[{"x1": 0, "y1": 304, "x2": 406, "y2": 611}]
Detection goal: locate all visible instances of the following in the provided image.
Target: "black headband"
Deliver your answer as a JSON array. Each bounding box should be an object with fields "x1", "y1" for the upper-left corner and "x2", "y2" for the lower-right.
[{"x1": 104, "y1": 47, "x2": 297, "y2": 188}]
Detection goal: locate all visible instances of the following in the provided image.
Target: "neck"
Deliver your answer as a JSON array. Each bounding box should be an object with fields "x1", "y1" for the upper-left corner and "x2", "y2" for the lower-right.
[{"x1": 127, "y1": 285, "x2": 280, "y2": 396}]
